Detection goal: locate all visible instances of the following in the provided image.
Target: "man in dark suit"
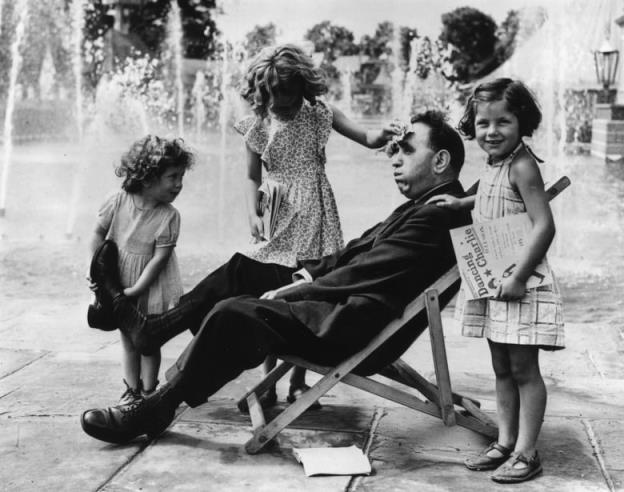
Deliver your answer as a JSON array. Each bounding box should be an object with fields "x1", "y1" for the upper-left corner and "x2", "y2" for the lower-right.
[{"x1": 81, "y1": 110, "x2": 471, "y2": 444}]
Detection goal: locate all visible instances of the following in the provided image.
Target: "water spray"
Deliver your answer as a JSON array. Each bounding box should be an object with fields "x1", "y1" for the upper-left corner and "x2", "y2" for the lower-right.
[{"x1": 0, "y1": 0, "x2": 29, "y2": 217}]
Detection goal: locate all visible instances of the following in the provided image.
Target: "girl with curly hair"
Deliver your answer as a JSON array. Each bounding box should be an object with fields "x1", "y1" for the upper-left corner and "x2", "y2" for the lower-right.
[
  {"x1": 87, "y1": 135, "x2": 194, "y2": 405},
  {"x1": 234, "y1": 44, "x2": 400, "y2": 410}
]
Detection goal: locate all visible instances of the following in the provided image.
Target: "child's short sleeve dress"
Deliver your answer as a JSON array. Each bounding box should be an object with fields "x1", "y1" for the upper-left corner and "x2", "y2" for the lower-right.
[
  {"x1": 457, "y1": 144, "x2": 565, "y2": 350},
  {"x1": 97, "y1": 191, "x2": 183, "y2": 314},
  {"x1": 234, "y1": 99, "x2": 344, "y2": 267}
]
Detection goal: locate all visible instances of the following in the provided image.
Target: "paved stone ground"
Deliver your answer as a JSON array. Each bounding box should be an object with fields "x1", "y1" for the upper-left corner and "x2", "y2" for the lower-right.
[{"x1": 1, "y1": 241, "x2": 623, "y2": 492}]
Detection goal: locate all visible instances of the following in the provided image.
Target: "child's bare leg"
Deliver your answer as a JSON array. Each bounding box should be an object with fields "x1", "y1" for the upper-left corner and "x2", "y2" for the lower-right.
[
  {"x1": 488, "y1": 340, "x2": 519, "y2": 453},
  {"x1": 509, "y1": 345, "x2": 545, "y2": 457},
  {"x1": 289, "y1": 366, "x2": 306, "y2": 389},
  {"x1": 120, "y1": 331, "x2": 140, "y2": 390},
  {"x1": 141, "y1": 350, "x2": 162, "y2": 394},
  {"x1": 262, "y1": 355, "x2": 278, "y2": 400}
]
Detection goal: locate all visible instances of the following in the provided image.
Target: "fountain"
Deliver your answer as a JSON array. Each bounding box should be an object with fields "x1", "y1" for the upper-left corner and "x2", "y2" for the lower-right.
[
  {"x1": 166, "y1": 0, "x2": 185, "y2": 137},
  {"x1": 0, "y1": 0, "x2": 28, "y2": 217}
]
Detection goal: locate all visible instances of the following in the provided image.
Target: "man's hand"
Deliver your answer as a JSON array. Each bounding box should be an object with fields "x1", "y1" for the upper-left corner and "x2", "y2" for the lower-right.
[{"x1": 260, "y1": 279, "x2": 308, "y2": 300}]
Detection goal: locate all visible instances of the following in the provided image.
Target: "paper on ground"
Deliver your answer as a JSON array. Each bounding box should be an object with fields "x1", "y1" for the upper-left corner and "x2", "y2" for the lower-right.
[
  {"x1": 450, "y1": 212, "x2": 552, "y2": 300},
  {"x1": 292, "y1": 445, "x2": 371, "y2": 477}
]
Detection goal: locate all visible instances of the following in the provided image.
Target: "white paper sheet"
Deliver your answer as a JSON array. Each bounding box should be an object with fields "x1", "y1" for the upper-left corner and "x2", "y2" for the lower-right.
[{"x1": 292, "y1": 445, "x2": 372, "y2": 477}]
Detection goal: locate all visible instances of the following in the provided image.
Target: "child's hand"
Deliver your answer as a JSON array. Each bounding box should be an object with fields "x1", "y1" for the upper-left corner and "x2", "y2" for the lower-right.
[
  {"x1": 249, "y1": 214, "x2": 265, "y2": 243},
  {"x1": 495, "y1": 276, "x2": 526, "y2": 301},
  {"x1": 123, "y1": 287, "x2": 138, "y2": 297},
  {"x1": 425, "y1": 194, "x2": 463, "y2": 210},
  {"x1": 85, "y1": 268, "x2": 98, "y2": 292},
  {"x1": 381, "y1": 119, "x2": 404, "y2": 141}
]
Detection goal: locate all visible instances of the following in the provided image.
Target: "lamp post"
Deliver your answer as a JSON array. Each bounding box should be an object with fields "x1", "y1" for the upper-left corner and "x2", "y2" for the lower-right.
[
  {"x1": 594, "y1": 38, "x2": 619, "y2": 104},
  {"x1": 591, "y1": 38, "x2": 624, "y2": 160}
]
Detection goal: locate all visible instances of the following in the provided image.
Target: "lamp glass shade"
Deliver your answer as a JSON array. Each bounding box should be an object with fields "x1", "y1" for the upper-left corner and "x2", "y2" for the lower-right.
[{"x1": 594, "y1": 43, "x2": 620, "y2": 89}]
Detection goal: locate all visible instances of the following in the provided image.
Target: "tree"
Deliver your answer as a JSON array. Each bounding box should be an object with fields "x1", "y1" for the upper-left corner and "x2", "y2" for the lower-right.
[
  {"x1": 439, "y1": 7, "x2": 497, "y2": 82},
  {"x1": 83, "y1": 0, "x2": 218, "y2": 60},
  {"x1": 304, "y1": 20, "x2": 358, "y2": 63},
  {"x1": 124, "y1": 0, "x2": 218, "y2": 59},
  {"x1": 495, "y1": 9, "x2": 521, "y2": 64},
  {"x1": 360, "y1": 21, "x2": 394, "y2": 60},
  {"x1": 244, "y1": 23, "x2": 277, "y2": 58},
  {"x1": 415, "y1": 36, "x2": 434, "y2": 80}
]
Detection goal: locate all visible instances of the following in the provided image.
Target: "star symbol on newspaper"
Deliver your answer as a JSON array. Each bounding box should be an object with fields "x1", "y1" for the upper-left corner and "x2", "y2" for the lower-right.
[{"x1": 484, "y1": 269, "x2": 492, "y2": 277}]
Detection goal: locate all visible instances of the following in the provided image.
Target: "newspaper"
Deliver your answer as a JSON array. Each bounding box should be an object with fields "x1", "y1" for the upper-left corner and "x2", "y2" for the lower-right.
[
  {"x1": 292, "y1": 445, "x2": 371, "y2": 477},
  {"x1": 257, "y1": 179, "x2": 285, "y2": 240},
  {"x1": 450, "y1": 212, "x2": 552, "y2": 300}
]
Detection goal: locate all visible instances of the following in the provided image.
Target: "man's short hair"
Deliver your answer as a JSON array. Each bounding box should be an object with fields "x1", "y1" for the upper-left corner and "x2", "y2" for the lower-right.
[{"x1": 410, "y1": 110, "x2": 465, "y2": 173}]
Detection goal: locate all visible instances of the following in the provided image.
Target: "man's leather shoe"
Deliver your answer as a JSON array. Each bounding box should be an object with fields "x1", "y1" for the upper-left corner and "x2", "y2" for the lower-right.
[
  {"x1": 90, "y1": 240, "x2": 123, "y2": 305},
  {"x1": 80, "y1": 390, "x2": 175, "y2": 444},
  {"x1": 87, "y1": 301, "x2": 116, "y2": 331}
]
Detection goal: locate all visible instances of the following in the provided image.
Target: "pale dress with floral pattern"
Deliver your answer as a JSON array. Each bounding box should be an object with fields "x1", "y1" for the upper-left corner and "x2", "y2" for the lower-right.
[
  {"x1": 97, "y1": 190, "x2": 183, "y2": 315},
  {"x1": 234, "y1": 99, "x2": 344, "y2": 267},
  {"x1": 457, "y1": 143, "x2": 565, "y2": 350}
]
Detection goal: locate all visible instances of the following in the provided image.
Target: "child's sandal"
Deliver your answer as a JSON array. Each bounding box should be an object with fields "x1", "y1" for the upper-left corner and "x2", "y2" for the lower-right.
[
  {"x1": 464, "y1": 441, "x2": 513, "y2": 471},
  {"x1": 491, "y1": 451, "x2": 543, "y2": 483}
]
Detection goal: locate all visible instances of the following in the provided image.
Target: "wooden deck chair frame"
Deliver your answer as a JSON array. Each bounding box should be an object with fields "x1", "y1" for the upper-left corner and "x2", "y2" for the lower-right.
[{"x1": 236, "y1": 177, "x2": 571, "y2": 454}]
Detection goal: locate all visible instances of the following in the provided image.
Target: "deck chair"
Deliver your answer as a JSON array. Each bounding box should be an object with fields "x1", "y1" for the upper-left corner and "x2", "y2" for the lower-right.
[{"x1": 237, "y1": 177, "x2": 571, "y2": 454}]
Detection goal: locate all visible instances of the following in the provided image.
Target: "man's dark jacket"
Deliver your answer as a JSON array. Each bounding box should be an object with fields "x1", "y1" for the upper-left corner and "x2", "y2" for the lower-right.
[{"x1": 281, "y1": 179, "x2": 471, "y2": 373}]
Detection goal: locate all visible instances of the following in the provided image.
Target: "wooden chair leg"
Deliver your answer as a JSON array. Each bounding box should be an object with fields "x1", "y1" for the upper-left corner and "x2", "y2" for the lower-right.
[
  {"x1": 245, "y1": 363, "x2": 346, "y2": 454},
  {"x1": 425, "y1": 289, "x2": 456, "y2": 426},
  {"x1": 236, "y1": 361, "x2": 293, "y2": 412}
]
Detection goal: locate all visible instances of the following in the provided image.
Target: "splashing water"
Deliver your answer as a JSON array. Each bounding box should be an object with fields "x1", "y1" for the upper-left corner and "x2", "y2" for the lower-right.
[
  {"x1": 70, "y1": 0, "x2": 85, "y2": 142},
  {"x1": 0, "y1": 0, "x2": 29, "y2": 216},
  {"x1": 217, "y1": 44, "x2": 230, "y2": 241},
  {"x1": 191, "y1": 71, "x2": 207, "y2": 138},
  {"x1": 167, "y1": 1, "x2": 185, "y2": 137}
]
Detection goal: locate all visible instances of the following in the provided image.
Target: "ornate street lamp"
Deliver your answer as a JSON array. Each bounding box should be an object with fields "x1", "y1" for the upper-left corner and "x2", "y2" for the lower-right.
[{"x1": 594, "y1": 38, "x2": 619, "y2": 103}]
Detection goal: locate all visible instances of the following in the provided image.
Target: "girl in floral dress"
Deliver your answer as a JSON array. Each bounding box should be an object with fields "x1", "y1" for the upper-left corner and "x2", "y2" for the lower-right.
[{"x1": 234, "y1": 44, "x2": 398, "y2": 408}]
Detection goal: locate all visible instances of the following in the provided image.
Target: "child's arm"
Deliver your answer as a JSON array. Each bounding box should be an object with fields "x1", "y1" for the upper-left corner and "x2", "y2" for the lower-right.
[
  {"x1": 86, "y1": 227, "x2": 107, "y2": 287},
  {"x1": 426, "y1": 194, "x2": 475, "y2": 210},
  {"x1": 330, "y1": 105, "x2": 399, "y2": 148},
  {"x1": 244, "y1": 144, "x2": 265, "y2": 241},
  {"x1": 426, "y1": 180, "x2": 479, "y2": 210},
  {"x1": 123, "y1": 246, "x2": 174, "y2": 298},
  {"x1": 498, "y1": 156, "x2": 555, "y2": 300}
]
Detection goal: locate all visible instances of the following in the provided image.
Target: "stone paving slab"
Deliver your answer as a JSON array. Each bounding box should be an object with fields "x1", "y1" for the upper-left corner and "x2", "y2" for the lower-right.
[
  {"x1": 364, "y1": 408, "x2": 608, "y2": 492},
  {"x1": 100, "y1": 420, "x2": 362, "y2": 492},
  {"x1": 0, "y1": 418, "x2": 144, "y2": 492},
  {"x1": 444, "y1": 372, "x2": 624, "y2": 419},
  {"x1": 183, "y1": 399, "x2": 376, "y2": 434},
  {"x1": 0, "y1": 348, "x2": 47, "y2": 381},
  {"x1": 588, "y1": 419, "x2": 624, "y2": 490}
]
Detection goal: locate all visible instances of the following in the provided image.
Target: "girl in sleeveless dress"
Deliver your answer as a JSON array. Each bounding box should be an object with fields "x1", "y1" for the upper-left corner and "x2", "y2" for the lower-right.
[
  {"x1": 428, "y1": 78, "x2": 564, "y2": 483},
  {"x1": 87, "y1": 136, "x2": 194, "y2": 405},
  {"x1": 234, "y1": 44, "x2": 399, "y2": 409}
]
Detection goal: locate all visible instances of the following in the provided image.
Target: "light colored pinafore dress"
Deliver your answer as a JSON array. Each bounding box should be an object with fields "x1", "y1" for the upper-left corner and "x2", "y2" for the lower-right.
[
  {"x1": 97, "y1": 190, "x2": 183, "y2": 314},
  {"x1": 458, "y1": 143, "x2": 565, "y2": 350}
]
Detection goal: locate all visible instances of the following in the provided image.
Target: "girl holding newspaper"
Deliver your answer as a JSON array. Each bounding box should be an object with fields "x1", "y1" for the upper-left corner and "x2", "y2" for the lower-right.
[
  {"x1": 427, "y1": 78, "x2": 564, "y2": 484},
  {"x1": 234, "y1": 44, "x2": 398, "y2": 410}
]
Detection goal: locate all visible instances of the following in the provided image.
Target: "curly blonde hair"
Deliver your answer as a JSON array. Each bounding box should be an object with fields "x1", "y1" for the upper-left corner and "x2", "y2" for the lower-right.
[
  {"x1": 115, "y1": 135, "x2": 194, "y2": 193},
  {"x1": 240, "y1": 44, "x2": 328, "y2": 118}
]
